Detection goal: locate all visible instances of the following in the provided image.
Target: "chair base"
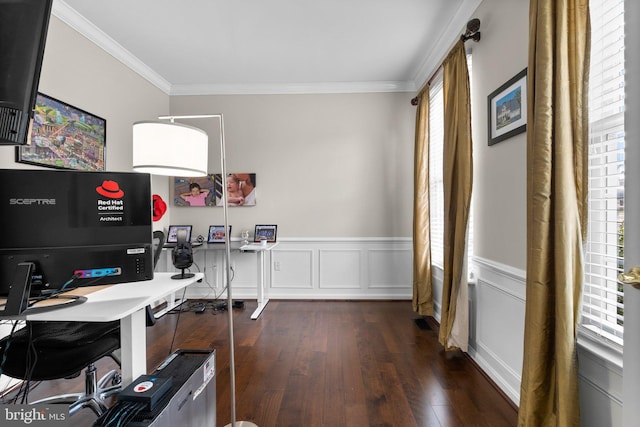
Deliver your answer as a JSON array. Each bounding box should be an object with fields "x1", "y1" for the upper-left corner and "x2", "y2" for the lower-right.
[{"x1": 31, "y1": 363, "x2": 121, "y2": 417}]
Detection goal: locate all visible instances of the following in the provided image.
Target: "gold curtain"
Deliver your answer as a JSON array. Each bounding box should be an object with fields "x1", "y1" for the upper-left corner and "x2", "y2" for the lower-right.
[
  {"x1": 518, "y1": 0, "x2": 590, "y2": 425},
  {"x1": 413, "y1": 86, "x2": 434, "y2": 316},
  {"x1": 439, "y1": 40, "x2": 473, "y2": 351}
]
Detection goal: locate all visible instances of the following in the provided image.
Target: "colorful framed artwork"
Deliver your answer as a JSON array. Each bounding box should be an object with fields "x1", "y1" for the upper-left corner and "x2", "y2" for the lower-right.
[
  {"x1": 487, "y1": 68, "x2": 527, "y2": 146},
  {"x1": 16, "y1": 92, "x2": 106, "y2": 170},
  {"x1": 214, "y1": 173, "x2": 257, "y2": 206},
  {"x1": 174, "y1": 175, "x2": 216, "y2": 207}
]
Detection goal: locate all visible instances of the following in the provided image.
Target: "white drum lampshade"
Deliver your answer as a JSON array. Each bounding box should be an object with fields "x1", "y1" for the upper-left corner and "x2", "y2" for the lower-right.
[{"x1": 132, "y1": 121, "x2": 208, "y2": 176}]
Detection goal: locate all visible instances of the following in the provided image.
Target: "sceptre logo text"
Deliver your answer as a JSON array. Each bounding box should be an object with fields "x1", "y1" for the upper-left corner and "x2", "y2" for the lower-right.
[{"x1": 9, "y1": 198, "x2": 56, "y2": 205}]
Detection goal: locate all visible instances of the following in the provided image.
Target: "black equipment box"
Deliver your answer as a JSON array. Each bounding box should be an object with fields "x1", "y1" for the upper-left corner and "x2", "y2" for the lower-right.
[{"x1": 93, "y1": 349, "x2": 216, "y2": 427}]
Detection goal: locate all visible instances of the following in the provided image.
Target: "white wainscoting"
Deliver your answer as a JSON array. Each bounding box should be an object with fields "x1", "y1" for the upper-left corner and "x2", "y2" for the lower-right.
[
  {"x1": 468, "y1": 256, "x2": 623, "y2": 425},
  {"x1": 163, "y1": 238, "x2": 413, "y2": 300},
  {"x1": 577, "y1": 339, "x2": 623, "y2": 427},
  {"x1": 468, "y1": 257, "x2": 526, "y2": 405}
]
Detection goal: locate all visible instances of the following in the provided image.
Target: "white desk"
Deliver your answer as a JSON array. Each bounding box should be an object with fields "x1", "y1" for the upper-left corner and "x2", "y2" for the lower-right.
[
  {"x1": 20, "y1": 272, "x2": 203, "y2": 386},
  {"x1": 240, "y1": 242, "x2": 279, "y2": 319},
  {"x1": 157, "y1": 243, "x2": 218, "y2": 317},
  {"x1": 162, "y1": 242, "x2": 278, "y2": 320}
]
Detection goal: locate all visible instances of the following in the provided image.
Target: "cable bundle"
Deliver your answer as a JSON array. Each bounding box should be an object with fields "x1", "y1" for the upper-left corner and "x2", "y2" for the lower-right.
[{"x1": 93, "y1": 400, "x2": 147, "y2": 427}]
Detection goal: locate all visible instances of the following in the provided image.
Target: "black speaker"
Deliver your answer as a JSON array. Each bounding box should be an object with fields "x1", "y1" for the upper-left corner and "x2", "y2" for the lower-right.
[
  {"x1": 171, "y1": 229, "x2": 194, "y2": 280},
  {"x1": 172, "y1": 243, "x2": 192, "y2": 268}
]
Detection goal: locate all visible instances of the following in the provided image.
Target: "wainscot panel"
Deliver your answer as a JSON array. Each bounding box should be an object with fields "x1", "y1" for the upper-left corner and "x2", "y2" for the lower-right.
[
  {"x1": 470, "y1": 257, "x2": 526, "y2": 405},
  {"x1": 318, "y1": 249, "x2": 362, "y2": 289},
  {"x1": 577, "y1": 337, "x2": 623, "y2": 427},
  {"x1": 469, "y1": 256, "x2": 625, "y2": 423},
  {"x1": 180, "y1": 238, "x2": 412, "y2": 300}
]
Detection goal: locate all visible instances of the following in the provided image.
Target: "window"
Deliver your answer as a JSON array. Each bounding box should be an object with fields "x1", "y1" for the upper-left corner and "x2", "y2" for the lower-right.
[
  {"x1": 428, "y1": 54, "x2": 474, "y2": 270},
  {"x1": 429, "y1": 72, "x2": 445, "y2": 267},
  {"x1": 582, "y1": 0, "x2": 625, "y2": 346}
]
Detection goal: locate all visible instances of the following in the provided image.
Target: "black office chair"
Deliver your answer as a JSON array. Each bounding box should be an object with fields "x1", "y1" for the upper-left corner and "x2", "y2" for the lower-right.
[
  {"x1": 145, "y1": 230, "x2": 166, "y2": 326},
  {"x1": 0, "y1": 231, "x2": 165, "y2": 416},
  {"x1": 152, "y1": 230, "x2": 165, "y2": 267},
  {"x1": 0, "y1": 320, "x2": 121, "y2": 415}
]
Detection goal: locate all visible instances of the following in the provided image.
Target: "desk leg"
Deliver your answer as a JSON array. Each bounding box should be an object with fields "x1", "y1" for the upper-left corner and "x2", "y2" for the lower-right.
[
  {"x1": 120, "y1": 309, "x2": 146, "y2": 385},
  {"x1": 250, "y1": 250, "x2": 270, "y2": 320},
  {"x1": 154, "y1": 250, "x2": 181, "y2": 318}
]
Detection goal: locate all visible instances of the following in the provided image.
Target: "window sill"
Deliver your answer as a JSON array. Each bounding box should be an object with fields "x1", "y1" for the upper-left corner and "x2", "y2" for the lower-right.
[{"x1": 577, "y1": 327, "x2": 623, "y2": 370}]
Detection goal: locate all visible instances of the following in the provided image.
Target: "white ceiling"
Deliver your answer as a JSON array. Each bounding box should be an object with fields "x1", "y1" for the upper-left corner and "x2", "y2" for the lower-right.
[{"x1": 54, "y1": 0, "x2": 481, "y2": 95}]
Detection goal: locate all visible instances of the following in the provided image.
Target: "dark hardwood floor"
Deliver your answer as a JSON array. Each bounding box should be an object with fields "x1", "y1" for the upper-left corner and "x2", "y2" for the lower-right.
[{"x1": 19, "y1": 300, "x2": 517, "y2": 426}]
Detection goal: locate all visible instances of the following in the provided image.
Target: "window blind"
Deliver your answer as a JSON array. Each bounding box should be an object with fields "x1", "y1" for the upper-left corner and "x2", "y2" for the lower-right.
[
  {"x1": 429, "y1": 73, "x2": 444, "y2": 267},
  {"x1": 583, "y1": 0, "x2": 625, "y2": 346},
  {"x1": 428, "y1": 54, "x2": 474, "y2": 270}
]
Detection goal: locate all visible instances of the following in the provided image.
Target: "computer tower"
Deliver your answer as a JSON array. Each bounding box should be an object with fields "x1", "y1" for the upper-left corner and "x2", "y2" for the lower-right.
[
  {"x1": 94, "y1": 350, "x2": 216, "y2": 427},
  {"x1": 144, "y1": 350, "x2": 215, "y2": 427}
]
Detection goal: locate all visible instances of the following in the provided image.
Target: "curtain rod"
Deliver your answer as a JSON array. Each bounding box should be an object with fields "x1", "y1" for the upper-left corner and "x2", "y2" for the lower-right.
[{"x1": 411, "y1": 65, "x2": 443, "y2": 106}]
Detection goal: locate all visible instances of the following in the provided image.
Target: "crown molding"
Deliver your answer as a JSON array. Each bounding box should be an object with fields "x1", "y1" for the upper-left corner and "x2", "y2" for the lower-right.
[
  {"x1": 410, "y1": 0, "x2": 483, "y2": 90},
  {"x1": 53, "y1": 0, "x2": 172, "y2": 94},
  {"x1": 170, "y1": 80, "x2": 417, "y2": 96}
]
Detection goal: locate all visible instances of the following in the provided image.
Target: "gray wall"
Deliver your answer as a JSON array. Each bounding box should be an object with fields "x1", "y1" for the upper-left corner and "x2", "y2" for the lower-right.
[
  {"x1": 470, "y1": 0, "x2": 528, "y2": 271},
  {"x1": 166, "y1": 93, "x2": 415, "y2": 239}
]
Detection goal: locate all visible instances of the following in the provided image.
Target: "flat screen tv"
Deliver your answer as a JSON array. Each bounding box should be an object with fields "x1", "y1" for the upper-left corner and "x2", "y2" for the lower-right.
[
  {"x1": 0, "y1": 169, "x2": 154, "y2": 297},
  {"x1": 0, "y1": 0, "x2": 53, "y2": 145}
]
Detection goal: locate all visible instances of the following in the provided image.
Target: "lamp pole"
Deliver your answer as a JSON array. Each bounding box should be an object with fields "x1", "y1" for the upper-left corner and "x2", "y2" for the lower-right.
[{"x1": 155, "y1": 114, "x2": 257, "y2": 427}]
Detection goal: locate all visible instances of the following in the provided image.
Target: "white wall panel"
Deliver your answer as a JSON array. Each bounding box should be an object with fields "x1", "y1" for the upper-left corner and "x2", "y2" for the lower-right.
[
  {"x1": 227, "y1": 250, "x2": 260, "y2": 290},
  {"x1": 470, "y1": 256, "x2": 624, "y2": 418},
  {"x1": 368, "y1": 248, "x2": 412, "y2": 289},
  {"x1": 319, "y1": 249, "x2": 362, "y2": 289},
  {"x1": 180, "y1": 238, "x2": 412, "y2": 300},
  {"x1": 465, "y1": 257, "x2": 526, "y2": 404},
  {"x1": 475, "y1": 277, "x2": 524, "y2": 403},
  {"x1": 476, "y1": 278, "x2": 525, "y2": 371},
  {"x1": 272, "y1": 249, "x2": 313, "y2": 289},
  {"x1": 578, "y1": 345, "x2": 623, "y2": 427}
]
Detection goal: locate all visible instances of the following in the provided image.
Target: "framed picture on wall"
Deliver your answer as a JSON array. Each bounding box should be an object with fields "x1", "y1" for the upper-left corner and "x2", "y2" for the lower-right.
[
  {"x1": 174, "y1": 175, "x2": 216, "y2": 207},
  {"x1": 254, "y1": 224, "x2": 277, "y2": 243},
  {"x1": 16, "y1": 92, "x2": 106, "y2": 170},
  {"x1": 213, "y1": 173, "x2": 257, "y2": 206},
  {"x1": 487, "y1": 68, "x2": 527, "y2": 146}
]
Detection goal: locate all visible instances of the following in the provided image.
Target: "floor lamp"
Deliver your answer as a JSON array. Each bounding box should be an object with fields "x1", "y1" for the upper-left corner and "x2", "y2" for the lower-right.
[{"x1": 133, "y1": 115, "x2": 257, "y2": 427}]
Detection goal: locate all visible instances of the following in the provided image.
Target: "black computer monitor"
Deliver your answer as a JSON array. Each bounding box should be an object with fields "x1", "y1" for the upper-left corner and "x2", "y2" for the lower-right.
[
  {"x1": 0, "y1": 169, "x2": 154, "y2": 296},
  {"x1": 0, "y1": 0, "x2": 53, "y2": 145},
  {"x1": 166, "y1": 225, "x2": 192, "y2": 245},
  {"x1": 207, "y1": 225, "x2": 231, "y2": 243}
]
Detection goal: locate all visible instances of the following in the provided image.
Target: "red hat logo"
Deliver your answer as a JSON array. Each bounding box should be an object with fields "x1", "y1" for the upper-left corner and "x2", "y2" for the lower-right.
[
  {"x1": 152, "y1": 194, "x2": 167, "y2": 221},
  {"x1": 96, "y1": 180, "x2": 124, "y2": 198}
]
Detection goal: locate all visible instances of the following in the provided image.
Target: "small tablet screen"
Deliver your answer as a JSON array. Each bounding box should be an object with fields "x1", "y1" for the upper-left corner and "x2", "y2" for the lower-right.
[
  {"x1": 207, "y1": 225, "x2": 231, "y2": 243},
  {"x1": 167, "y1": 225, "x2": 192, "y2": 243}
]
